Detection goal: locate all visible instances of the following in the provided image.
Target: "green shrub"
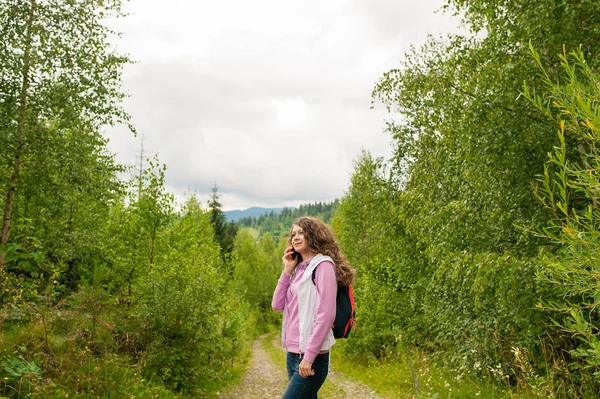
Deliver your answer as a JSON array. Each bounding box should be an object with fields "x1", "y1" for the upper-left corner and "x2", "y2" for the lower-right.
[
  {"x1": 524, "y1": 46, "x2": 600, "y2": 392},
  {"x1": 135, "y1": 196, "x2": 249, "y2": 392}
]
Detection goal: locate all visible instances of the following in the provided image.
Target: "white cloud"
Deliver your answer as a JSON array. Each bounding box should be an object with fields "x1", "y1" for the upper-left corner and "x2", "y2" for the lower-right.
[{"x1": 104, "y1": 0, "x2": 460, "y2": 211}]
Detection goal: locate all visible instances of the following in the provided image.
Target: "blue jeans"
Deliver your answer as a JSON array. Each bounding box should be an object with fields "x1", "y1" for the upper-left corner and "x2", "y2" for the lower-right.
[{"x1": 283, "y1": 352, "x2": 329, "y2": 399}]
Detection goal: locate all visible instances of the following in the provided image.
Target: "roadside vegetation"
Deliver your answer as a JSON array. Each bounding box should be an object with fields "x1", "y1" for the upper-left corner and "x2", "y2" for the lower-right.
[{"x1": 2, "y1": 0, "x2": 600, "y2": 398}]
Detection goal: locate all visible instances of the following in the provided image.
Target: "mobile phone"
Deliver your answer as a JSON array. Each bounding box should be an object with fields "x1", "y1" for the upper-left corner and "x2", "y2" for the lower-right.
[{"x1": 291, "y1": 249, "x2": 298, "y2": 260}]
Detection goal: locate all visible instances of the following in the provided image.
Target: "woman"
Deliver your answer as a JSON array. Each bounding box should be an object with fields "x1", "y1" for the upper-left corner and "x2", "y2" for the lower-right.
[{"x1": 272, "y1": 216, "x2": 355, "y2": 399}]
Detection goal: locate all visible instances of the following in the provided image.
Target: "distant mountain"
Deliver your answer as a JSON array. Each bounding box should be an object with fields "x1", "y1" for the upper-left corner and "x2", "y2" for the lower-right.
[{"x1": 223, "y1": 207, "x2": 285, "y2": 222}]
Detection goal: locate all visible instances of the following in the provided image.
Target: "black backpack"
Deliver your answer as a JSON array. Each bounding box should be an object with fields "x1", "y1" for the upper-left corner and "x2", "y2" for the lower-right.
[{"x1": 312, "y1": 265, "x2": 356, "y2": 339}]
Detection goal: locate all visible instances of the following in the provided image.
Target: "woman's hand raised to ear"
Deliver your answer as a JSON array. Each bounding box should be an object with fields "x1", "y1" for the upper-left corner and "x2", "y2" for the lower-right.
[{"x1": 282, "y1": 246, "x2": 299, "y2": 275}]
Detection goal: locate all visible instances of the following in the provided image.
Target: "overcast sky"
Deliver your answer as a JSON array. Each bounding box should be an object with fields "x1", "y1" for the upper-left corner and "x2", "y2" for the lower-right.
[{"x1": 105, "y1": 0, "x2": 460, "y2": 211}]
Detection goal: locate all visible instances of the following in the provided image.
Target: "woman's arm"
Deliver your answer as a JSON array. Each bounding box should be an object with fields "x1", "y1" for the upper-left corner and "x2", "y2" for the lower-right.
[
  {"x1": 273, "y1": 246, "x2": 298, "y2": 311},
  {"x1": 302, "y1": 260, "x2": 337, "y2": 363}
]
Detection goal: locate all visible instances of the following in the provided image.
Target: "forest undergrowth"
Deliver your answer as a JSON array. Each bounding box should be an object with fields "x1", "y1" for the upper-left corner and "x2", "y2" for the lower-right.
[{"x1": 2, "y1": 0, "x2": 600, "y2": 398}]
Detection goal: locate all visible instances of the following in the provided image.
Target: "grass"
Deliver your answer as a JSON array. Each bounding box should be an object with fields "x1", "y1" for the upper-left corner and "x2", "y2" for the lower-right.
[
  {"x1": 332, "y1": 350, "x2": 495, "y2": 398},
  {"x1": 0, "y1": 320, "x2": 185, "y2": 399},
  {"x1": 260, "y1": 331, "x2": 285, "y2": 369},
  {"x1": 0, "y1": 302, "x2": 253, "y2": 399}
]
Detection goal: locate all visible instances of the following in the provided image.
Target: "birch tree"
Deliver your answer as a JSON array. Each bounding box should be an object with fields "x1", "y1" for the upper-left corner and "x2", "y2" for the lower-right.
[{"x1": 0, "y1": 0, "x2": 131, "y2": 266}]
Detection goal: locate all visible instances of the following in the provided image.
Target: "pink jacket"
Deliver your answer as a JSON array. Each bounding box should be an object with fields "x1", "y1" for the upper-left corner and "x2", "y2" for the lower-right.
[{"x1": 272, "y1": 255, "x2": 337, "y2": 363}]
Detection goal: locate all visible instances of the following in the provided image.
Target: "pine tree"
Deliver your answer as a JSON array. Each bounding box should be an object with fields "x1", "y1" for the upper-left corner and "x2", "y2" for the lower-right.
[{"x1": 208, "y1": 183, "x2": 237, "y2": 255}]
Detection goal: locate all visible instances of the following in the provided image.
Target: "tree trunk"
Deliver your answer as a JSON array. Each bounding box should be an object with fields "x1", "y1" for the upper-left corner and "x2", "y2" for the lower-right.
[{"x1": 0, "y1": 0, "x2": 36, "y2": 267}]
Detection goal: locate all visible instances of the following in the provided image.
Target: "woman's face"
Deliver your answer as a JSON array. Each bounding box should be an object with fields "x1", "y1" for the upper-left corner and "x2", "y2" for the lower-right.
[{"x1": 290, "y1": 224, "x2": 310, "y2": 254}]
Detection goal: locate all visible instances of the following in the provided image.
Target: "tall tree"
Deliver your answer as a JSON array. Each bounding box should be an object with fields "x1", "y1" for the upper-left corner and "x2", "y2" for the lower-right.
[
  {"x1": 208, "y1": 183, "x2": 225, "y2": 236},
  {"x1": 339, "y1": 0, "x2": 600, "y2": 390},
  {"x1": 108, "y1": 155, "x2": 173, "y2": 297},
  {"x1": 6, "y1": 120, "x2": 125, "y2": 287},
  {"x1": 208, "y1": 183, "x2": 237, "y2": 256},
  {"x1": 0, "y1": 0, "x2": 131, "y2": 266}
]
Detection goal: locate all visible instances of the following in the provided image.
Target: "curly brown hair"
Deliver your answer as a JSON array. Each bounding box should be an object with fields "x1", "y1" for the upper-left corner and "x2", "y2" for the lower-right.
[{"x1": 287, "y1": 216, "x2": 355, "y2": 287}]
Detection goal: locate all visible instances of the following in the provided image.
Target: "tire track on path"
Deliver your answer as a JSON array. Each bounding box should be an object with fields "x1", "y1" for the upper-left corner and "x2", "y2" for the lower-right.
[{"x1": 218, "y1": 333, "x2": 288, "y2": 399}]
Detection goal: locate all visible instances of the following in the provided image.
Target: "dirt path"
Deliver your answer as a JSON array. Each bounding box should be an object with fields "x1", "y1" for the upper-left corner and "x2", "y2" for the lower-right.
[
  {"x1": 217, "y1": 333, "x2": 288, "y2": 399},
  {"x1": 217, "y1": 332, "x2": 384, "y2": 399}
]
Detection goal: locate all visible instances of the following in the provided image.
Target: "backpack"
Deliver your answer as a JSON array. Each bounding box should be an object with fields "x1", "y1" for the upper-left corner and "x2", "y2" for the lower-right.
[{"x1": 312, "y1": 265, "x2": 356, "y2": 339}]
